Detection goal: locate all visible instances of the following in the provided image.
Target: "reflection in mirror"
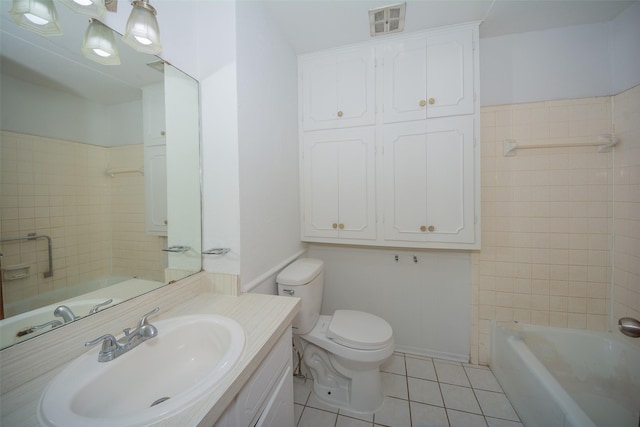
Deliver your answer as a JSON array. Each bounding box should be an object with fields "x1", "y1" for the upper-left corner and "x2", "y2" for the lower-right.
[{"x1": 0, "y1": 2, "x2": 202, "y2": 350}]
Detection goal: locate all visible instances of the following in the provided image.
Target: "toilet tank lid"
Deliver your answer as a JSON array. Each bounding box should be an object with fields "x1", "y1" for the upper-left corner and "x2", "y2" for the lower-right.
[
  {"x1": 276, "y1": 258, "x2": 324, "y2": 286},
  {"x1": 327, "y1": 310, "x2": 393, "y2": 350}
]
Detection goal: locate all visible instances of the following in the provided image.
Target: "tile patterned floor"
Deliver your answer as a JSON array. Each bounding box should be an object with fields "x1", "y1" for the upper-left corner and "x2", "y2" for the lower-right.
[{"x1": 293, "y1": 352, "x2": 523, "y2": 427}]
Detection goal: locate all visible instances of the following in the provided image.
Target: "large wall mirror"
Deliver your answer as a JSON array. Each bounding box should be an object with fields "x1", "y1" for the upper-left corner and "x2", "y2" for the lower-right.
[{"x1": 0, "y1": 2, "x2": 202, "y2": 350}]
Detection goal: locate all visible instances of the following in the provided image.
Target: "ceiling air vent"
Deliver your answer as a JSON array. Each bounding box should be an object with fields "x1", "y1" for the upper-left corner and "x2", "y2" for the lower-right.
[{"x1": 369, "y1": 2, "x2": 406, "y2": 37}]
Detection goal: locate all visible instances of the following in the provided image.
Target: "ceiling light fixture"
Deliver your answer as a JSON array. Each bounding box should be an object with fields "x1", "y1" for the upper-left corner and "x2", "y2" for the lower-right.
[
  {"x1": 82, "y1": 18, "x2": 120, "y2": 65},
  {"x1": 122, "y1": 0, "x2": 162, "y2": 55},
  {"x1": 8, "y1": 0, "x2": 62, "y2": 36},
  {"x1": 59, "y1": 0, "x2": 107, "y2": 19}
]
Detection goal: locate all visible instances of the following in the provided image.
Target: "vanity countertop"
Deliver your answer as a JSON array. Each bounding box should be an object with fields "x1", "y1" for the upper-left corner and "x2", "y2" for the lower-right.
[{"x1": 0, "y1": 274, "x2": 300, "y2": 427}]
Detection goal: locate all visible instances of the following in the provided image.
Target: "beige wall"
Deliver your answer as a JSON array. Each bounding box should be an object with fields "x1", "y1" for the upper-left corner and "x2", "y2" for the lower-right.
[
  {"x1": 109, "y1": 145, "x2": 166, "y2": 281},
  {"x1": 471, "y1": 96, "x2": 616, "y2": 364},
  {"x1": 612, "y1": 84, "x2": 640, "y2": 340},
  {"x1": 0, "y1": 133, "x2": 165, "y2": 313}
]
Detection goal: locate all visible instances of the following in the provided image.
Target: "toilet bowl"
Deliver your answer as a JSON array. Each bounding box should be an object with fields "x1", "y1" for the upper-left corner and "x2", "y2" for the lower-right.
[{"x1": 277, "y1": 258, "x2": 394, "y2": 413}]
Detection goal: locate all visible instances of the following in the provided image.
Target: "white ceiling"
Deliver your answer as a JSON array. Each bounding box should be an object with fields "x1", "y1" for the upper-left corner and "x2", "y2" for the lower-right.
[
  {"x1": 262, "y1": 0, "x2": 636, "y2": 54},
  {"x1": 0, "y1": 0, "x2": 635, "y2": 106}
]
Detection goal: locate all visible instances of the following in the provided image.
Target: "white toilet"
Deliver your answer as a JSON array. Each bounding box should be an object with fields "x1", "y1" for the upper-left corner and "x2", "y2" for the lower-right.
[{"x1": 277, "y1": 258, "x2": 394, "y2": 413}]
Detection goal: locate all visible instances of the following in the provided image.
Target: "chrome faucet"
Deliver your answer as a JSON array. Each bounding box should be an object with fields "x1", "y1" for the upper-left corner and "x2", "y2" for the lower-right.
[
  {"x1": 89, "y1": 298, "x2": 113, "y2": 314},
  {"x1": 618, "y1": 317, "x2": 640, "y2": 338},
  {"x1": 84, "y1": 307, "x2": 160, "y2": 362},
  {"x1": 54, "y1": 305, "x2": 77, "y2": 323}
]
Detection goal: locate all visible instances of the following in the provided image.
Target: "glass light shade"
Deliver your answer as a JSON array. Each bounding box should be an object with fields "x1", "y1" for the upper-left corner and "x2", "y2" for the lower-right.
[
  {"x1": 8, "y1": 0, "x2": 62, "y2": 36},
  {"x1": 122, "y1": 1, "x2": 162, "y2": 55},
  {"x1": 82, "y1": 19, "x2": 120, "y2": 65},
  {"x1": 59, "y1": 0, "x2": 106, "y2": 19}
]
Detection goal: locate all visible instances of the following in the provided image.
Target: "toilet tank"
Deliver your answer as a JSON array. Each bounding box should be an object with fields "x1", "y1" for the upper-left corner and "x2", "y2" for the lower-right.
[{"x1": 277, "y1": 258, "x2": 324, "y2": 335}]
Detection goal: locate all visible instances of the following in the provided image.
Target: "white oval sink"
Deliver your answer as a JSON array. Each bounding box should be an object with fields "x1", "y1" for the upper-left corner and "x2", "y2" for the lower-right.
[{"x1": 38, "y1": 314, "x2": 245, "y2": 427}]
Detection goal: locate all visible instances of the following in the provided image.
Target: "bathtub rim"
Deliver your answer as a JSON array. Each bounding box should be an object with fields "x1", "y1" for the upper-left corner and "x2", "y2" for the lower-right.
[{"x1": 490, "y1": 321, "x2": 599, "y2": 427}]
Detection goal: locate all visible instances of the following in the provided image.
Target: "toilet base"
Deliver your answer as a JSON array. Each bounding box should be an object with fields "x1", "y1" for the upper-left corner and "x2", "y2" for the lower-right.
[{"x1": 303, "y1": 342, "x2": 385, "y2": 413}]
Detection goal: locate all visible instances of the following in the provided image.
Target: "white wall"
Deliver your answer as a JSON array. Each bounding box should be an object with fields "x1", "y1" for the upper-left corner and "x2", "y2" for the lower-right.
[
  {"x1": 308, "y1": 245, "x2": 471, "y2": 360},
  {"x1": 0, "y1": 74, "x2": 141, "y2": 146},
  {"x1": 480, "y1": 22, "x2": 612, "y2": 106},
  {"x1": 235, "y1": 1, "x2": 305, "y2": 291},
  {"x1": 610, "y1": 1, "x2": 640, "y2": 94}
]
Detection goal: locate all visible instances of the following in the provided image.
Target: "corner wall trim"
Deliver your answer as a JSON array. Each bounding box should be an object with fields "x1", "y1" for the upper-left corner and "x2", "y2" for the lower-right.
[{"x1": 243, "y1": 248, "x2": 307, "y2": 292}]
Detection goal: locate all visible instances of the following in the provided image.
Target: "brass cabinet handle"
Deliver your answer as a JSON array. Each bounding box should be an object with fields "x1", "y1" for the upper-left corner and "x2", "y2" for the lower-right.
[
  {"x1": 419, "y1": 100, "x2": 426, "y2": 107},
  {"x1": 339, "y1": 223, "x2": 344, "y2": 230},
  {"x1": 332, "y1": 223, "x2": 338, "y2": 229},
  {"x1": 428, "y1": 98, "x2": 435, "y2": 105},
  {"x1": 420, "y1": 225, "x2": 427, "y2": 232},
  {"x1": 337, "y1": 111, "x2": 343, "y2": 117},
  {"x1": 428, "y1": 225, "x2": 435, "y2": 232}
]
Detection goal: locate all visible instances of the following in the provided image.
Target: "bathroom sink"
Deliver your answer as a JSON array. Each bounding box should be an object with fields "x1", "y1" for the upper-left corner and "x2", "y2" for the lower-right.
[{"x1": 38, "y1": 314, "x2": 245, "y2": 427}]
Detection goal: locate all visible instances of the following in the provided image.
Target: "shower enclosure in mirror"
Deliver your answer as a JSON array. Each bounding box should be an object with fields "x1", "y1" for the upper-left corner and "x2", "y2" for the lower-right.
[{"x1": 0, "y1": 1, "x2": 202, "y2": 350}]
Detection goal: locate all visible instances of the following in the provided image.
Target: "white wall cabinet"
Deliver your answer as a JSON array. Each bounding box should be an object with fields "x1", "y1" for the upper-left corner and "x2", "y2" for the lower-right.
[
  {"x1": 301, "y1": 127, "x2": 376, "y2": 241},
  {"x1": 142, "y1": 83, "x2": 168, "y2": 235},
  {"x1": 382, "y1": 27, "x2": 474, "y2": 123},
  {"x1": 142, "y1": 83, "x2": 166, "y2": 147},
  {"x1": 382, "y1": 116, "x2": 476, "y2": 244},
  {"x1": 144, "y1": 145, "x2": 168, "y2": 235},
  {"x1": 214, "y1": 328, "x2": 294, "y2": 427},
  {"x1": 298, "y1": 22, "x2": 480, "y2": 250},
  {"x1": 301, "y1": 46, "x2": 375, "y2": 131}
]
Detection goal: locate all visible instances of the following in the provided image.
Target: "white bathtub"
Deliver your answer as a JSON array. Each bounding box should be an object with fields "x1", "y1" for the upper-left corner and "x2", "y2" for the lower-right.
[{"x1": 491, "y1": 323, "x2": 640, "y2": 427}]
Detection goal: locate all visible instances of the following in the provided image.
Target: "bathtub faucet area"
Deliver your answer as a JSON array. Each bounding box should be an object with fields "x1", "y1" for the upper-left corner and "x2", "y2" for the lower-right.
[{"x1": 618, "y1": 317, "x2": 640, "y2": 338}]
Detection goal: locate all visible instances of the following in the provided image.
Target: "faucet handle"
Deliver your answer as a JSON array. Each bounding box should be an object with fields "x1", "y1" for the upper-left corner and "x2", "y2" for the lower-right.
[
  {"x1": 137, "y1": 307, "x2": 160, "y2": 328},
  {"x1": 85, "y1": 334, "x2": 118, "y2": 351}
]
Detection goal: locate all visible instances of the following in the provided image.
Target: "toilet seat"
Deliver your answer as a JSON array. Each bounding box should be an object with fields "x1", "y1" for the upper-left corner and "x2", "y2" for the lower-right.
[{"x1": 327, "y1": 310, "x2": 393, "y2": 350}]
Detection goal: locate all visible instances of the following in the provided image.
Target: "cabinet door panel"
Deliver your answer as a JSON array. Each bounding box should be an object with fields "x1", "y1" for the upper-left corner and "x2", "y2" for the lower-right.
[
  {"x1": 426, "y1": 30, "x2": 474, "y2": 118},
  {"x1": 383, "y1": 40, "x2": 427, "y2": 124},
  {"x1": 304, "y1": 59, "x2": 339, "y2": 127},
  {"x1": 338, "y1": 138, "x2": 376, "y2": 239},
  {"x1": 144, "y1": 145, "x2": 167, "y2": 235},
  {"x1": 383, "y1": 117, "x2": 475, "y2": 244},
  {"x1": 254, "y1": 365, "x2": 294, "y2": 427},
  {"x1": 304, "y1": 140, "x2": 339, "y2": 237},
  {"x1": 425, "y1": 118, "x2": 474, "y2": 242},
  {"x1": 383, "y1": 122, "x2": 429, "y2": 241},
  {"x1": 302, "y1": 128, "x2": 376, "y2": 241},
  {"x1": 337, "y1": 52, "x2": 374, "y2": 123},
  {"x1": 302, "y1": 47, "x2": 375, "y2": 130}
]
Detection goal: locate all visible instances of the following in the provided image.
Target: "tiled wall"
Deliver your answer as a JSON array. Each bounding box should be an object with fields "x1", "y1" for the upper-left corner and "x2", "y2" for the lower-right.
[
  {"x1": 471, "y1": 96, "x2": 615, "y2": 364},
  {"x1": 0, "y1": 132, "x2": 165, "y2": 311},
  {"x1": 612, "y1": 84, "x2": 640, "y2": 344},
  {"x1": 109, "y1": 145, "x2": 166, "y2": 281}
]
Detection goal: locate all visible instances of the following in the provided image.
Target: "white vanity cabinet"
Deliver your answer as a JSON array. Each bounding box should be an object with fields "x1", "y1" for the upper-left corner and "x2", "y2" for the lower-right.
[
  {"x1": 214, "y1": 328, "x2": 294, "y2": 427},
  {"x1": 301, "y1": 127, "x2": 376, "y2": 241},
  {"x1": 382, "y1": 26, "x2": 475, "y2": 123},
  {"x1": 300, "y1": 46, "x2": 376, "y2": 131},
  {"x1": 382, "y1": 116, "x2": 476, "y2": 245}
]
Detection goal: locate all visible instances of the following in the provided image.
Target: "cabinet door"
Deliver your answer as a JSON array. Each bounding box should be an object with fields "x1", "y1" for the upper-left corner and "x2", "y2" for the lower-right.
[
  {"x1": 383, "y1": 28, "x2": 475, "y2": 123},
  {"x1": 426, "y1": 29, "x2": 474, "y2": 118},
  {"x1": 142, "y1": 83, "x2": 166, "y2": 146},
  {"x1": 254, "y1": 365, "x2": 294, "y2": 427},
  {"x1": 144, "y1": 145, "x2": 167, "y2": 235},
  {"x1": 301, "y1": 47, "x2": 375, "y2": 130},
  {"x1": 383, "y1": 117, "x2": 475, "y2": 244},
  {"x1": 302, "y1": 127, "x2": 376, "y2": 240},
  {"x1": 382, "y1": 39, "x2": 427, "y2": 124}
]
